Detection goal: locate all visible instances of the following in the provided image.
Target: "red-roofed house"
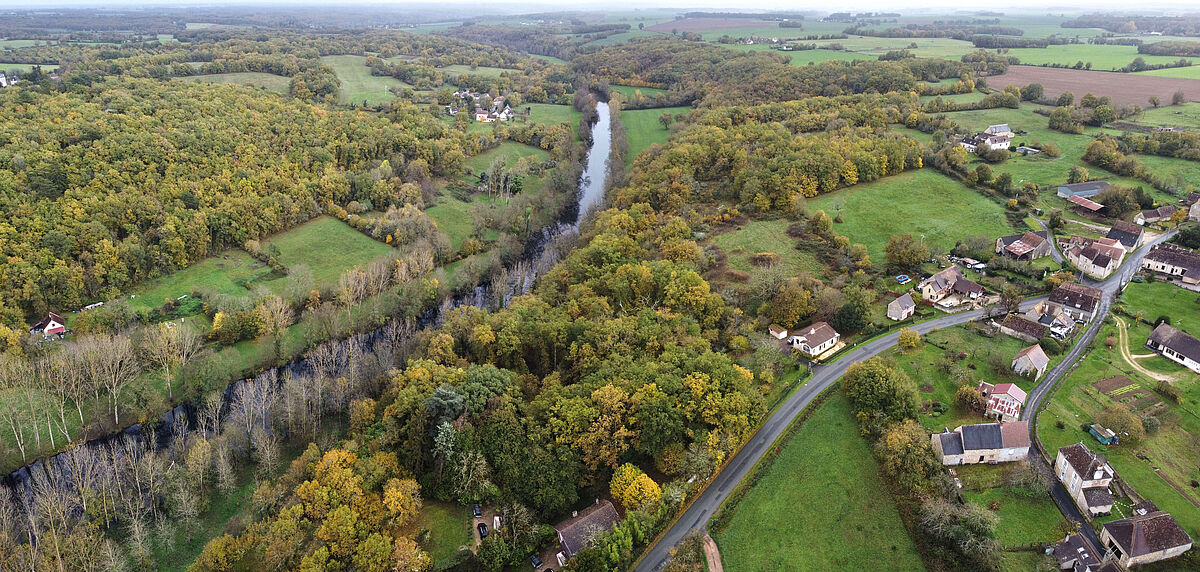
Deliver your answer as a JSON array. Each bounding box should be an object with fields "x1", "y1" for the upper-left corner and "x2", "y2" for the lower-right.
[
  {"x1": 978, "y1": 382, "x2": 1027, "y2": 422},
  {"x1": 30, "y1": 312, "x2": 67, "y2": 337}
]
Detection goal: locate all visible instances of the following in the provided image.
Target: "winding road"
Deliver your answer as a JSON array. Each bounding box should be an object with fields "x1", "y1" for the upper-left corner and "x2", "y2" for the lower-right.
[{"x1": 636, "y1": 229, "x2": 1177, "y2": 571}]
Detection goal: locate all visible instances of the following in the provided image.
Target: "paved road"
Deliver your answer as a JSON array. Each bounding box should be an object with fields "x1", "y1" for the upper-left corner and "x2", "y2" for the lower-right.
[
  {"x1": 634, "y1": 298, "x2": 1045, "y2": 572},
  {"x1": 638, "y1": 231, "x2": 1177, "y2": 571},
  {"x1": 1019, "y1": 230, "x2": 1176, "y2": 550},
  {"x1": 1029, "y1": 216, "x2": 1064, "y2": 264}
]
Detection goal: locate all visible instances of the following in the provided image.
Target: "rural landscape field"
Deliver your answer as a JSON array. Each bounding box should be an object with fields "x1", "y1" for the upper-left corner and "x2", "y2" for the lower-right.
[{"x1": 2, "y1": 3, "x2": 1200, "y2": 572}]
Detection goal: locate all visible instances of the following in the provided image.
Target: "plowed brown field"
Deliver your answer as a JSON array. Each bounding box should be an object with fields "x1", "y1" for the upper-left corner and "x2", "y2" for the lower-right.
[{"x1": 987, "y1": 65, "x2": 1200, "y2": 107}]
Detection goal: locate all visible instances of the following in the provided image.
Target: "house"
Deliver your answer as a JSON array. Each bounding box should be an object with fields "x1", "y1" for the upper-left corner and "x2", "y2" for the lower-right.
[
  {"x1": 1053, "y1": 533, "x2": 1106, "y2": 571},
  {"x1": 997, "y1": 315, "x2": 1048, "y2": 343},
  {"x1": 952, "y1": 277, "x2": 984, "y2": 300},
  {"x1": 768, "y1": 325, "x2": 788, "y2": 340},
  {"x1": 984, "y1": 123, "x2": 1014, "y2": 138},
  {"x1": 1145, "y1": 323, "x2": 1200, "y2": 374},
  {"x1": 474, "y1": 108, "x2": 493, "y2": 122},
  {"x1": 1057, "y1": 181, "x2": 1111, "y2": 199},
  {"x1": 1101, "y1": 510, "x2": 1193, "y2": 567},
  {"x1": 1061, "y1": 236, "x2": 1126, "y2": 280},
  {"x1": 1142, "y1": 243, "x2": 1200, "y2": 285},
  {"x1": 930, "y1": 421, "x2": 1030, "y2": 465},
  {"x1": 887, "y1": 293, "x2": 916, "y2": 321},
  {"x1": 1057, "y1": 443, "x2": 1116, "y2": 517},
  {"x1": 960, "y1": 133, "x2": 1010, "y2": 152},
  {"x1": 1137, "y1": 205, "x2": 1177, "y2": 225},
  {"x1": 918, "y1": 266, "x2": 963, "y2": 302},
  {"x1": 444, "y1": 105, "x2": 458, "y2": 116},
  {"x1": 1191, "y1": 200, "x2": 1200, "y2": 222},
  {"x1": 978, "y1": 382, "x2": 1027, "y2": 422},
  {"x1": 995, "y1": 230, "x2": 1052, "y2": 260},
  {"x1": 1049, "y1": 283, "x2": 1104, "y2": 323},
  {"x1": 30, "y1": 312, "x2": 67, "y2": 337},
  {"x1": 497, "y1": 105, "x2": 515, "y2": 121},
  {"x1": 787, "y1": 322, "x2": 840, "y2": 357},
  {"x1": 553, "y1": 500, "x2": 621, "y2": 559},
  {"x1": 1012, "y1": 343, "x2": 1051, "y2": 380},
  {"x1": 1090, "y1": 423, "x2": 1118, "y2": 446},
  {"x1": 1067, "y1": 195, "x2": 1104, "y2": 214},
  {"x1": 1025, "y1": 301, "x2": 1076, "y2": 339},
  {"x1": 1106, "y1": 220, "x2": 1144, "y2": 250}
]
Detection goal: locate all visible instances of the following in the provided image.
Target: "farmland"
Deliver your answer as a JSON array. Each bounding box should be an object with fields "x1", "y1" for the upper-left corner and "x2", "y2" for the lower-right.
[
  {"x1": 259, "y1": 216, "x2": 393, "y2": 287},
  {"x1": 1003, "y1": 44, "x2": 1195, "y2": 71},
  {"x1": 520, "y1": 102, "x2": 583, "y2": 129},
  {"x1": 712, "y1": 393, "x2": 924, "y2": 571},
  {"x1": 130, "y1": 250, "x2": 272, "y2": 312},
  {"x1": 175, "y1": 72, "x2": 291, "y2": 93},
  {"x1": 806, "y1": 169, "x2": 1015, "y2": 260},
  {"x1": 439, "y1": 64, "x2": 514, "y2": 78},
  {"x1": 321, "y1": 54, "x2": 408, "y2": 105},
  {"x1": 986, "y1": 65, "x2": 1200, "y2": 107}
]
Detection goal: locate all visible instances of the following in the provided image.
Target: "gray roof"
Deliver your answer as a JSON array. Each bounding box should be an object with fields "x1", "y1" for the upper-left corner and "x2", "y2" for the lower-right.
[
  {"x1": 1102, "y1": 511, "x2": 1193, "y2": 557},
  {"x1": 1106, "y1": 221, "x2": 1144, "y2": 249},
  {"x1": 889, "y1": 293, "x2": 915, "y2": 311},
  {"x1": 1057, "y1": 181, "x2": 1110, "y2": 197},
  {"x1": 1049, "y1": 283, "x2": 1102, "y2": 314},
  {"x1": 938, "y1": 431, "x2": 964, "y2": 455},
  {"x1": 1148, "y1": 323, "x2": 1200, "y2": 364},
  {"x1": 555, "y1": 501, "x2": 620, "y2": 558},
  {"x1": 1083, "y1": 486, "x2": 1114, "y2": 508},
  {"x1": 961, "y1": 423, "x2": 1003, "y2": 450}
]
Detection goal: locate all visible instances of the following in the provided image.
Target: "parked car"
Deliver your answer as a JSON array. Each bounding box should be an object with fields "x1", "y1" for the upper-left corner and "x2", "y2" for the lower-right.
[
  {"x1": 473, "y1": 503, "x2": 482, "y2": 518},
  {"x1": 530, "y1": 554, "x2": 543, "y2": 569},
  {"x1": 477, "y1": 523, "x2": 488, "y2": 539}
]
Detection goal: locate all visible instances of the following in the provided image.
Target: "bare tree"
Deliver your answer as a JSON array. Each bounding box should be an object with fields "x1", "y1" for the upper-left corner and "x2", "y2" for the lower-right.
[
  {"x1": 139, "y1": 323, "x2": 201, "y2": 401},
  {"x1": 0, "y1": 356, "x2": 32, "y2": 463},
  {"x1": 337, "y1": 267, "x2": 369, "y2": 325},
  {"x1": 258, "y1": 296, "x2": 294, "y2": 362},
  {"x1": 80, "y1": 335, "x2": 140, "y2": 425}
]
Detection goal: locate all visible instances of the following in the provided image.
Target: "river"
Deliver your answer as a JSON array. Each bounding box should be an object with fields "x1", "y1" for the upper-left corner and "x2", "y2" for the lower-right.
[
  {"x1": 3, "y1": 98, "x2": 617, "y2": 507},
  {"x1": 574, "y1": 101, "x2": 611, "y2": 227}
]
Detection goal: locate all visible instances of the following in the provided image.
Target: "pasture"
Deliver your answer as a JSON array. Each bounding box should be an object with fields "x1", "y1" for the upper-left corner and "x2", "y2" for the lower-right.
[
  {"x1": 1003, "y1": 44, "x2": 1195, "y2": 71},
  {"x1": 260, "y1": 216, "x2": 393, "y2": 288},
  {"x1": 1140, "y1": 65, "x2": 1200, "y2": 80},
  {"x1": 712, "y1": 393, "x2": 924, "y2": 571},
  {"x1": 610, "y1": 84, "x2": 666, "y2": 99},
  {"x1": 806, "y1": 169, "x2": 1015, "y2": 260},
  {"x1": 175, "y1": 72, "x2": 291, "y2": 93},
  {"x1": 620, "y1": 106, "x2": 690, "y2": 163},
  {"x1": 986, "y1": 65, "x2": 1200, "y2": 107},
  {"x1": 131, "y1": 250, "x2": 271, "y2": 312},
  {"x1": 520, "y1": 103, "x2": 583, "y2": 129},
  {"x1": 708, "y1": 219, "x2": 824, "y2": 277},
  {"x1": 439, "y1": 64, "x2": 514, "y2": 78},
  {"x1": 321, "y1": 55, "x2": 408, "y2": 106},
  {"x1": 1133, "y1": 102, "x2": 1200, "y2": 129},
  {"x1": 1121, "y1": 281, "x2": 1200, "y2": 341},
  {"x1": 0, "y1": 62, "x2": 59, "y2": 74}
]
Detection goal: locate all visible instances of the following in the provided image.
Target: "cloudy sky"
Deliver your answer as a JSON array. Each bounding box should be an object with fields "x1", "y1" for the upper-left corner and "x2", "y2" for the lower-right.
[{"x1": 3, "y1": 1, "x2": 1199, "y2": 11}]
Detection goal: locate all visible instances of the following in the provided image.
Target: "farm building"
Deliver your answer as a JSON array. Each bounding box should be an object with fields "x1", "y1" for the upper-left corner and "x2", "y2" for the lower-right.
[
  {"x1": 1141, "y1": 244, "x2": 1200, "y2": 285},
  {"x1": 977, "y1": 382, "x2": 1027, "y2": 422},
  {"x1": 887, "y1": 293, "x2": 915, "y2": 321},
  {"x1": 996, "y1": 315, "x2": 1048, "y2": 344},
  {"x1": 1066, "y1": 195, "x2": 1103, "y2": 214},
  {"x1": 995, "y1": 230, "x2": 1051, "y2": 260},
  {"x1": 787, "y1": 322, "x2": 840, "y2": 357},
  {"x1": 1055, "y1": 443, "x2": 1116, "y2": 517},
  {"x1": 1106, "y1": 220, "x2": 1144, "y2": 250},
  {"x1": 1136, "y1": 205, "x2": 1177, "y2": 225},
  {"x1": 1011, "y1": 343, "x2": 1050, "y2": 380},
  {"x1": 1056, "y1": 181, "x2": 1110, "y2": 199},
  {"x1": 1101, "y1": 509, "x2": 1193, "y2": 568},
  {"x1": 930, "y1": 421, "x2": 1030, "y2": 466},
  {"x1": 1049, "y1": 283, "x2": 1103, "y2": 323},
  {"x1": 1145, "y1": 323, "x2": 1200, "y2": 374},
  {"x1": 959, "y1": 132, "x2": 1010, "y2": 153},
  {"x1": 984, "y1": 124, "x2": 1014, "y2": 137}
]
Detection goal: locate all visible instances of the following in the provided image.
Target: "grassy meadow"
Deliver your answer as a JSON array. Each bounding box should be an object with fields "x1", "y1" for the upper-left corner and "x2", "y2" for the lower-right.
[
  {"x1": 620, "y1": 106, "x2": 689, "y2": 163},
  {"x1": 175, "y1": 72, "x2": 291, "y2": 93},
  {"x1": 712, "y1": 393, "x2": 924, "y2": 571},
  {"x1": 321, "y1": 55, "x2": 408, "y2": 106},
  {"x1": 1119, "y1": 281, "x2": 1200, "y2": 332},
  {"x1": 806, "y1": 169, "x2": 1015, "y2": 260},
  {"x1": 708, "y1": 219, "x2": 825, "y2": 277}
]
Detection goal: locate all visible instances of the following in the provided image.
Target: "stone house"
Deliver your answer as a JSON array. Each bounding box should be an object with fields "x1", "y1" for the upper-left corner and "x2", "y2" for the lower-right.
[
  {"x1": 1056, "y1": 443, "x2": 1116, "y2": 517},
  {"x1": 1011, "y1": 343, "x2": 1050, "y2": 380},
  {"x1": 1049, "y1": 283, "x2": 1103, "y2": 323},
  {"x1": 931, "y1": 421, "x2": 1030, "y2": 465},
  {"x1": 977, "y1": 382, "x2": 1027, "y2": 422},
  {"x1": 1101, "y1": 508, "x2": 1193, "y2": 568},
  {"x1": 887, "y1": 293, "x2": 915, "y2": 321}
]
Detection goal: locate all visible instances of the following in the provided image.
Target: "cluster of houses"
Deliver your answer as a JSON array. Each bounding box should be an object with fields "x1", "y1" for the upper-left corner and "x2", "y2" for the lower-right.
[
  {"x1": 444, "y1": 91, "x2": 516, "y2": 122},
  {"x1": 990, "y1": 217, "x2": 1145, "y2": 281},
  {"x1": 1141, "y1": 243, "x2": 1200, "y2": 286},
  {"x1": 1052, "y1": 443, "x2": 1193, "y2": 569},
  {"x1": 959, "y1": 124, "x2": 1013, "y2": 153},
  {"x1": 917, "y1": 265, "x2": 984, "y2": 308}
]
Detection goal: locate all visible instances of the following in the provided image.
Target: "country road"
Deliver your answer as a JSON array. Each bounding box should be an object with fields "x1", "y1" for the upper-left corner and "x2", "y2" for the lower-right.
[{"x1": 636, "y1": 229, "x2": 1177, "y2": 572}]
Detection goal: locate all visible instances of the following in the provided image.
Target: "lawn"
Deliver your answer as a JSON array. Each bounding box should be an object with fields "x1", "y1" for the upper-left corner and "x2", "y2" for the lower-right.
[
  {"x1": 708, "y1": 219, "x2": 824, "y2": 277},
  {"x1": 260, "y1": 216, "x2": 393, "y2": 288},
  {"x1": 1121, "y1": 281, "x2": 1200, "y2": 332},
  {"x1": 806, "y1": 169, "x2": 1016, "y2": 260},
  {"x1": 962, "y1": 487, "x2": 1068, "y2": 547},
  {"x1": 321, "y1": 55, "x2": 409, "y2": 106},
  {"x1": 712, "y1": 393, "x2": 924, "y2": 571},
  {"x1": 888, "y1": 324, "x2": 1047, "y2": 432},
  {"x1": 619, "y1": 106, "x2": 689, "y2": 163},
  {"x1": 406, "y1": 500, "x2": 472, "y2": 567},
  {"x1": 520, "y1": 103, "x2": 583, "y2": 130},
  {"x1": 132, "y1": 250, "x2": 272, "y2": 312},
  {"x1": 463, "y1": 141, "x2": 548, "y2": 174},
  {"x1": 610, "y1": 84, "x2": 666, "y2": 98},
  {"x1": 175, "y1": 72, "x2": 291, "y2": 94},
  {"x1": 439, "y1": 64, "x2": 514, "y2": 78}
]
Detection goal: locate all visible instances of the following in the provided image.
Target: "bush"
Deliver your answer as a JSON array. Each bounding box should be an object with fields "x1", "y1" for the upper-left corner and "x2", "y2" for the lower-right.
[
  {"x1": 1143, "y1": 415, "x2": 1161, "y2": 434},
  {"x1": 1055, "y1": 420, "x2": 1066, "y2": 429},
  {"x1": 1039, "y1": 337, "x2": 1065, "y2": 355}
]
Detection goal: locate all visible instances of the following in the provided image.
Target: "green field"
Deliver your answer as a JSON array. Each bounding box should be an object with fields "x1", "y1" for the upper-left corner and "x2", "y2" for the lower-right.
[
  {"x1": 708, "y1": 219, "x2": 824, "y2": 277},
  {"x1": 611, "y1": 84, "x2": 666, "y2": 98},
  {"x1": 1121, "y1": 281, "x2": 1200, "y2": 332},
  {"x1": 428, "y1": 142, "x2": 550, "y2": 250},
  {"x1": 620, "y1": 106, "x2": 689, "y2": 163},
  {"x1": 260, "y1": 216, "x2": 393, "y2": 287},
  {"x1": 1139, "y1": 66, "x2": 1200, "y2": 80},
  {"x1": 962, "y1": 487, "x2": 1068, "y2": 547},
  {"x1": 439, "y1": 64, "x2": 514, "y2": 78},
  {"x1": 131, "y1": 250, "x2": 272, "y2": 312},
  {"x1": 321, "y1": 55, "x2": 409, "y2": 106},
  {"x1": 807, "y1": 169, "x2": 1015, "y2": 260},
  {"x1": 713, "y1": 393, "x2": 924, "y2": 571},
  {"x1": 1131, "y1": 102, "x2": 1200, "y2": 129},
  {"x1": 175, "y1": 72, "x2": 291, "y2": 93},
  {"x1": 1004, "y1": 44, "x2": 1195, "y2": 71},
  {"x1": 720, "y1": 44, "x2": 872, "y2": 65},
  {"x1": 464, "y1": 141, "x2": 549, "y2": 173},
  {"x1": 406, "y1": 501, "x2": 472, "y2": 566},
  {"x1": 521, "y1": 103, "x2": 583, "y2": 129}
]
